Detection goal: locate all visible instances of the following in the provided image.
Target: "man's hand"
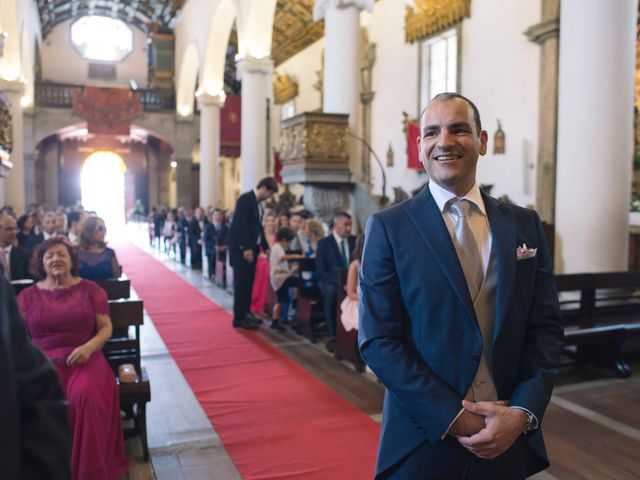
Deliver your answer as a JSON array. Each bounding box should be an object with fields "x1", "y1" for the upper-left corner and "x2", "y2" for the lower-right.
[
  {"x1": 449, "y1": 409, "x2": 485, "y2": 437},
  {"x1": 243, "y1": 249, "x2": 254, "y2": 263},
  {"x1": 456, "y1": 400, "x2": 526, "y2": 459},
  {"x1": 66, "y1": 344, "x2": 93, "y2": 367}
]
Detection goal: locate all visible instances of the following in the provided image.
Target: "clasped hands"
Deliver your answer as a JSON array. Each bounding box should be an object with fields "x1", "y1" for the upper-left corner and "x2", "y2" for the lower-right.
[{"x1": 448, "y1": 400, "x2": 526, "y2": 459}]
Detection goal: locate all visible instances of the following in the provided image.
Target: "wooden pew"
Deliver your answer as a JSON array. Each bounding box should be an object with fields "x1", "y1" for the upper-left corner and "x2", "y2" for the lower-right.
[
  {"x1": 293, "y1": 258, "x2": 326, "y2": 343},
  {"x1": 556, "y1": 271, "x2": 640, "y2": 377},
  {"x1": 104, "y1": 294, "x2": 151, "y2": 462},
  {"x1": 95, "y1": 276, "x2": 131, "y2": 300},
  {"x1": 334, "y1": 268, "x2": 365, "y2": 372}
]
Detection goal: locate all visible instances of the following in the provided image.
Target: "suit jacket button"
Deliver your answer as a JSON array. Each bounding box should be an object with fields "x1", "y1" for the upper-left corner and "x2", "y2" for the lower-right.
[{"x1": 471, "y1": 354, "x2": 481, "y2": 361}]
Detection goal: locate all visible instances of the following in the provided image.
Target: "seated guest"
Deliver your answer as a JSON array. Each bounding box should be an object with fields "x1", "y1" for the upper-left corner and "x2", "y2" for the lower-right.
[
  {"x1": 67, "y1": 210, "x2": 85, "y2": 246},
  {"x1": 315, "y1": 211, "x2": 356, "y2": 352},
  {"x1": 55, "y1": 212, "x2": 67, "y2": 235},
  {"x1": 16, "y1": 238, "x2": 129, "y2": 480},
  {"x1": 161, "y1": 209, "x2": 177, "y2": 255},
  {"x1": 277, "y1": 212, "x2": 290, "y2": 228},
  {"x1": 203, "y1": 209, "x2": 227, "y2": 279},
  {"x1": 16, "y1": 214, "x2": 36, "y2": 251},
  {"x1": 77, "y1": 216, "x2": 122, "y2": 280},
  {"x1": 0, "y1": 214, "x2": 32, "y2": 281},
  {"x1": 269, "y1": 227, "x2": 301, "y2": 331},
  {"x1": 251, "y1": 211, "x2": 276, "y2": 315},
  {"x1": 302, "y1": 219, "x2": 324, "y2": 258},
  {"x1": 27, "y1": 211, "x2": 59, "y2": 252},
  {"x1": 188, "y1": 207, "x2": 205, "y2": 269},
  {"x1": 339, "y1": 234, "x2": 365, "y2": 332},
  {"x1": 288, "y1": 211, "x2": 305, "y2": 252}
]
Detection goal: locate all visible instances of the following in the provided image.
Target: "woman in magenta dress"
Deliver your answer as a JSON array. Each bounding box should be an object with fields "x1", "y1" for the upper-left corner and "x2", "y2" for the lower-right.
[
  {"x1": 17, "y1": 237, "x2": 129, "y2": 480},
  {"x1": 251, "y1": 211, "x2": 277, "y2": 314}
]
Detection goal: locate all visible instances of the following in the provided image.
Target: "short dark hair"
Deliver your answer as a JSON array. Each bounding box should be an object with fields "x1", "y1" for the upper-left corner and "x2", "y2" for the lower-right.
[
  {"x1": 423, "y1": 92, "x2": 482, "y2": 137},
  {"x1": 256, "y1": 177, "x2": 278, "y2": 193},
  {"x1": 334, "y1": 211, "x2": 352, "y2": 222},
  {"x1": 276, "y1": 226, "x2": 295, "y2": 242},
  {"x1": 30, "y1": 237, "x2": 79, "y2": 280},
  {"x1": 68, "y1": 211, "x2": 82, "y2": 225},
  {"x1": 17, "y1": 214, "x2": 32, "y2": 232}
]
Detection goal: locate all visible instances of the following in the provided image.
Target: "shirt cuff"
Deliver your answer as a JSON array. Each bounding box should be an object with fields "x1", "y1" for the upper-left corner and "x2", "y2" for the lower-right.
[
  {"x1": 441, "y1": 407, "x2": 466, "y2": 440},
  {"x1": 510, "y1": 406, "x2": 539, "y2": 431}
]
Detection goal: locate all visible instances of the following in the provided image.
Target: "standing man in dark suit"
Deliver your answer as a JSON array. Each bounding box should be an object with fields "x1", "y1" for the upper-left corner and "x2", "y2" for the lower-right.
[
  {"x1": 0, "y1": 275, "x2": 71, "y2": 479},
  {"x1": 359, "y1": 93, "x2": 564, "y2": 479},
  {"x1": 315, "y1": 211, "x2": 356, "y2": 352},
  {"x1": 227, "y1": 177, "x2": 278, "y2": 329},
  {"x1": 0, "y1": 215, "x2": 33, "y2": 281}
]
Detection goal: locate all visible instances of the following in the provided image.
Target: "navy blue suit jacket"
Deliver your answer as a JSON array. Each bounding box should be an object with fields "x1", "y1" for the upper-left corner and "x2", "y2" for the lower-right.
[
  {"x1": 358, "y1": 186, "x2": 563, "y2": 478},
  {"x1": 315, "y1": 234, "x2": 356, "y2": 287},
  {"x1": 227, "y1": 191, "x2": 268, "y2": 267}
]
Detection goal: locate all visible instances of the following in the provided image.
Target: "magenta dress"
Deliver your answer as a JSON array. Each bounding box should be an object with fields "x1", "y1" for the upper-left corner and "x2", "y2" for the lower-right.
[
  {"x1": 251, "y1": 248, "x2": 270, "y2": 314},
  {"x1": 17, "y1": 279, "x2": 129, "y2": 480}
]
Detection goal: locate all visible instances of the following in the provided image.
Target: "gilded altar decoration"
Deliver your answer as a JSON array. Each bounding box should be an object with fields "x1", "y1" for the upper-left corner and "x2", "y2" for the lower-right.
[
  {"x1": 405, "y1": 0, "x2": 471, "y2": 44},
  {"x1": 493, "y1": 120, "x2": 505, "y2": 154},
  {"x1": 72, "y1": 86, "x2": 143, "y2": 135},
  {"x1": 0, "y1": 98, "x2": 13, "y2": 155},
  {"x1": 273, "y1": 74, "x2": 299, "y2": 105}
]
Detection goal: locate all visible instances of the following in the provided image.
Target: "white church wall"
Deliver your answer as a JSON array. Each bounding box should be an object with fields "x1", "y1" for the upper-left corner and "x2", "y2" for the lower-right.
[
  {"x1": 460, "y1": 0, "x2": 541, "y2": 207},
  {"x1": 40, "y1": 19, "x2": 148, "y2": 87}
]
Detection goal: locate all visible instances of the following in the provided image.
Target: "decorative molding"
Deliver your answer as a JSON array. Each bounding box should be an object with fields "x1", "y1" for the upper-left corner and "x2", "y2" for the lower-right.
[
  {"x1": 0, "y1": 79, "x2": 26, "y2": 95},
  {"x1": 0, "y1": 97, "x2": 13, "y2": 155},
  {"x1": 197, "y1": 92, "x2": 226, "y2": 109},
  {"x1": 273, "y1": 1, "x2": 324, "y2": 66},
  {"x1": 273, "y1": 74, "x2": 299, "y2": 104},
  {"x1": 524, "y1": 18, "x2": 560, "y2": 45},
  {"x1": 313, "y1": 0, "x2": 374, "y2": 21},
  {"x1": 405, "y1": 0, "x2": 471, "y2": 44},
  {"x1": 235, "y1": 56, "x2": 274, "y2": 79}
]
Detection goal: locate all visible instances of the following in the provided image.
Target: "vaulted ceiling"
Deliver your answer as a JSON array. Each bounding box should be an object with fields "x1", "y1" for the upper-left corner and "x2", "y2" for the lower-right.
[
  {"x1": 36, "y1": 0, "x2": 185, "y2": 37},
  {"x1": 272, "y1": 0, "x2": 323, "y2": 66}
]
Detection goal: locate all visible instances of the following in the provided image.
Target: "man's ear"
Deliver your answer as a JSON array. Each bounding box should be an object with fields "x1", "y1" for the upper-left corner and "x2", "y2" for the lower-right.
[{"x1": 479, "y1": 130, "x2": 488, "y2": 156}]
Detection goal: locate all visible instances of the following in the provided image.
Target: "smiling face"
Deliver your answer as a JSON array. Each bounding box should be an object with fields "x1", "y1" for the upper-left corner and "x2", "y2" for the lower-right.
[
  {"x1": 418, "y1": 97, "x2": 488, "y2": 196},
  {"x1": 43, "y1": 243, "x2": 72, "y2": 279}
]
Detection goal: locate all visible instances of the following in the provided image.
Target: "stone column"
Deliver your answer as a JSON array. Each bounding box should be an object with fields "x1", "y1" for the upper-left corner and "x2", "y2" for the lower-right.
[
  {"x1": 525, "y1": 0, "x2": 560, "y2": 224},
  {"x1": 174, "y1": 156, "x2": 193, "y2": 208},
  {"x1": 314, "y1": 0, "x2": 373, "y2": 177},
  {"x1": 236, "y1": 56, "x2": 273, "y2": 192},
  {"x1": 197, "y1": 92, "x2": 225, "y2": 208},
  {"x1": 0, "y1": 79, "x2": 25, "y2": 213},
  {"x1": 555, "y1": 0, "x2": 636, "y2": 273}
]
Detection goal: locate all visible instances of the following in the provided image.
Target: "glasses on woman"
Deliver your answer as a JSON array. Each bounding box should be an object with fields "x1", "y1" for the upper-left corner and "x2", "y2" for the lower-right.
[{"x1": 95, "y1": 225, "x2": 107, "y2": 232}]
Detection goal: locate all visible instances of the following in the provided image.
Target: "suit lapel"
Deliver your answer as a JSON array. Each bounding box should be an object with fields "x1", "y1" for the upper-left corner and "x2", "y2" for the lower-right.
[
  {"x1": 405, "y1": 187, "x2": 476, "y2": 322},
  {"x1": 482, "y1": 192, "x2": 516, "y2": 345}
]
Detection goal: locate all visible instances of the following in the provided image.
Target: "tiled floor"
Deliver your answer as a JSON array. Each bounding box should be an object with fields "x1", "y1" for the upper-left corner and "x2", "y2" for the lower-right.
[{"x1": 124, "y1": 228, "x2": 640, "y2": 480}]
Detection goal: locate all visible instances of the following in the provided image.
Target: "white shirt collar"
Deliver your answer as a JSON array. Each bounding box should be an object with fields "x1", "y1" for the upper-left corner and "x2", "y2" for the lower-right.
[
  {"x1": 332, "y1": 230, "x2": 347, "y2": 245},
  {"x1": 428, "y1": 181, "x2": 486, "y2": 216}
]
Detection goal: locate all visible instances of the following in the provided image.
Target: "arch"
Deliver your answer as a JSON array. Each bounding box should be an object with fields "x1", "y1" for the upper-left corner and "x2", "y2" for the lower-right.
[
  {"x1": 199, "y1": 0, "x2": 236, "y2": 97},
  {"x1": 175, "y1": 42, "x2": 201, "y2": 117},
  {"x1": 0, "y1": 0, "x2": 22, "y2": 80},
  {"x1": 234, "y1": 0, "x2": 277, "y2": 60}
]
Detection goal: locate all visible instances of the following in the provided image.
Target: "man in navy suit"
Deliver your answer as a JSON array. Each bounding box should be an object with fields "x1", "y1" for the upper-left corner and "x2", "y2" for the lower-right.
[
  {"x1": 0, "y1": 215, "x2": 33, "y2": 281},
  {"x1": 359, "y1": 93, "x2": 563, "y2": 479},
  {"x1": 315, "y1": 211, "x2": 356, "y2": 351},
  {"x1": 227, "y1": 177, "x2": 278, "y2": 329}
]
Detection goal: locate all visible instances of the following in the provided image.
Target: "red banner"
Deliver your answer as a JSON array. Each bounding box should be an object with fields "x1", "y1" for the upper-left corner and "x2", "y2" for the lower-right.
[
  {"x1": 72, "y1": 86, "x2": 143, "y2": 135},
  {"x1": 406, "y1": 119, "x2": 422, "y2": 170},
  {"x1": 273, "y1": 150, "x2": 282, "y2": 183},
  {"x1": 220, "y1": 95, "x2": 241, "y2": 157}
]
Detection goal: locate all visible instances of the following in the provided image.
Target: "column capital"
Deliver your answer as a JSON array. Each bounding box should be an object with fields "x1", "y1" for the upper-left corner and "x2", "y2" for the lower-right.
[
  {"x1": 235, "y1": 56, "x2": 273, "y2": 80},
  {"x1": 197, "y1": 91, "x2": 226, "y2": 110},
  {"x1": 524, "y1": 18, "x2": 560, "y2": 45},
  {"x1": 313, "y1": 0, "x2": 373, "y2": 21},
  {"x1": 0, "y1": 79, "x2": 25, "y2": 96}
]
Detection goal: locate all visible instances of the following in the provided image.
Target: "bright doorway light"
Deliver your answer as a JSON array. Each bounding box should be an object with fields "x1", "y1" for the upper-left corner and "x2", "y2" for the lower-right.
[{"x1": 81, "y1": 151, "x2": 126, "y2": 236}]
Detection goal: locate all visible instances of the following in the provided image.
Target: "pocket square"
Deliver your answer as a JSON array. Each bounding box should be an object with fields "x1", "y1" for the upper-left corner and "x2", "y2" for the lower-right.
[{"x1": 516, "y1": 244, "x2": 537, "y2": 260}]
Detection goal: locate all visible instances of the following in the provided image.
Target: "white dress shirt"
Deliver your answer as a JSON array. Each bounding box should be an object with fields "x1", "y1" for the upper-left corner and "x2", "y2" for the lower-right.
[{"x1": 332, "y1": 230, "x2": 350, "y2": 265}]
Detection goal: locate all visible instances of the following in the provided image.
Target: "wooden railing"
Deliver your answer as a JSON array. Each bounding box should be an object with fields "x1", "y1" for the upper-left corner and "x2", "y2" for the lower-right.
[{"x1": 35, "y1": 82, "x2": 176, "y2": 112}]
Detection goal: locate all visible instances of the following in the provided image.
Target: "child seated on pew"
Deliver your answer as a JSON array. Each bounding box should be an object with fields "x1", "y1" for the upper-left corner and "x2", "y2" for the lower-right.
[
  {"x1": 269, "y1": 227, "x2": 303, "y2": 331},
  {"x1": 340, "y1": 233, "x2": 365, "y2": 332}
]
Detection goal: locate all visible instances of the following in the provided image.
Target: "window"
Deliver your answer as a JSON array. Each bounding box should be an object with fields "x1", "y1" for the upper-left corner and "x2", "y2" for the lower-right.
[
  {"x1": 71, "y1": 16, "x2": 133, "y2": 62},
  {"x1": 280, "y1": 99, "x2": 295, "y2": 120},
  {"x1": 419, "y1": 28, "x2": 458, "y2": 113}
]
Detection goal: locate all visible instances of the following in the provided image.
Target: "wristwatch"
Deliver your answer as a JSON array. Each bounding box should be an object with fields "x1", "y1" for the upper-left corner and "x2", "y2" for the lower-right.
[{"x1": 523, "y1": 411, "x2": 535, "y2": 433}]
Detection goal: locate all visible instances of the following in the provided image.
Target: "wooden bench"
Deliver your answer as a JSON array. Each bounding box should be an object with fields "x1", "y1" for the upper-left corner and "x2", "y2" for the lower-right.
[
  {"x1": 95, "y1": 276, "x2": 131, "y2": 300},
  {"x1": 293, "y1": 258, "x2": 326, "y2": 343},
  {"x1": 335, "y1": 268, "x2": 365, "y2": 372},
  {"x1": 104, "y1": 295, "x2": 151, "y2": 462},
  {"x1": 555, "y1": 271, "x2": 640, "y2": 377}
]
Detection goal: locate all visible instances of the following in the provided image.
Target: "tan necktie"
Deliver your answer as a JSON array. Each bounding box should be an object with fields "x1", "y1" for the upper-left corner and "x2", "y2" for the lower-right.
[
  {"x1": 449, "y1": 199, "x2": 484, "y2": 299},
  {"x1": 0, "y1": 248, "x2": 9, "y2": 281}
]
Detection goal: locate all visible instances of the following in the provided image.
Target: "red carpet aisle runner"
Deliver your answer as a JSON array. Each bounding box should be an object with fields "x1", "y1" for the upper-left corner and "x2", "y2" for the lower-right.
[{"x1": 115, "y1": 241, "x2": 380, "y2": 479}]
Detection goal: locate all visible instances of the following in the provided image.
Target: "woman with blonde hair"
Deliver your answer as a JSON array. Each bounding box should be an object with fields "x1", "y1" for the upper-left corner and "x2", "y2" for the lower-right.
[{"x1": 77, "y1": 216, "x2": 122, "y2": 280}]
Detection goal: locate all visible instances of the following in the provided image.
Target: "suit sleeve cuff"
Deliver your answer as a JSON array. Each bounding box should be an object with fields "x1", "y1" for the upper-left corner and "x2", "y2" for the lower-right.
[
  {"x1": 510, "y1": 406, "x2": 539, "y2": 431},
  {"x1": 441, "y1": 407, "x2": 465, "y2": 440}
]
